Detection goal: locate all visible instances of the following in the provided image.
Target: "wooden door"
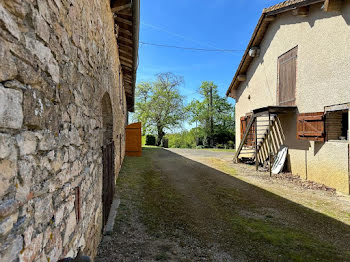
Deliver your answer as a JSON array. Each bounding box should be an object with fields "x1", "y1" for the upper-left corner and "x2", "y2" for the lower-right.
[
  {"x1": 278, "y1": 47, "x2": 297, "y2": 106},
  {"x1": 102, "y1": 142, "x2": 115, "y2": 227}
]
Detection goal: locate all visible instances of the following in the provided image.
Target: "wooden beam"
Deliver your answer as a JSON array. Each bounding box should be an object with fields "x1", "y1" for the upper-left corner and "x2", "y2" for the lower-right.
[
  {"x1": 119, "y1": 43, "x2": 133, "y2": 51},
  {"x1": 118, "y1": 36, "x2": 133, "y2": 44},
  {"x1": 111, "y1": 3, "x2": 131, "y2": 13},
  {"x1": 120, "y1": 55, "x2": 133, "y2": 64},
  {"x1": 265, "y1": 15, "x2": 276, "y2": 22},
  {"x1": 323, "y1": 0, "x2": 343, "y2": 12},
  {"x1": 119, "y1": 28, "x2": 132, "y2": 36},
  {"x1": 119, "y1": 49, "x2": 133, "y2": 60},
  {"x1": 292, "y1": 6, "x2": 309, "y2": 16},
  {"x1": 115, "y1": 17, "x2": 132, "y2": 26},
  {"x1": 120, "y1": 60, "x2": 133, "y2": 68},
  {"x1": 237, "y1": 74, "x2": 247, "y2": 81}
]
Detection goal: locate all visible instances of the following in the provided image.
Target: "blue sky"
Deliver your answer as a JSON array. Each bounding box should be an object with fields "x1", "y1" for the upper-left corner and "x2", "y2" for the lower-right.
[{"x1": 135, "y1": 0, "x2": 281, "y2": 129}]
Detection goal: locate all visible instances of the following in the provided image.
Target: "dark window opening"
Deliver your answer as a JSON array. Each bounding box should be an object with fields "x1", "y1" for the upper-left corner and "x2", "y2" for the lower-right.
[
  {"x1": 341, "y1": 111, "x2": 348, "y2": 139},
  {"x1": 326, "y1": 110, "x2": 348, "y2": 141}
]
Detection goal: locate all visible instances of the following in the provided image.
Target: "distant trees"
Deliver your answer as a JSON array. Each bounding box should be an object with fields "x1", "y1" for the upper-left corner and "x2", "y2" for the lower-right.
[
  {"x1": 186, "y1": 81, "x2": 235, "y2": 146},
  {"x1": 134, "y1": 75, "x2": 235, "y2": 148},
  {"x1": 133, "y1": 72, "x2": 185, "y2": 145}
]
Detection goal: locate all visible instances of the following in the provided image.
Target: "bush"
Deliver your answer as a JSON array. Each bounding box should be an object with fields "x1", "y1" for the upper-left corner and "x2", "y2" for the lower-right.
[
  {"x1": 145, "y1": 135, "x2": 156, "y2": 145},
  {"x1": 167, "y1": 131, "x2": 196, "y2": 148},
  {"x1": 227, "y1": 140, "x2": 234, "y2": 149}
]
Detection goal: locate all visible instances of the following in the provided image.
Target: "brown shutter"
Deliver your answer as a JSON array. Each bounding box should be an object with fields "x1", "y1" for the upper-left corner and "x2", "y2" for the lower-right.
[
  {"x1": 240, "y1": 115, "x2": 255, "y2": 146},
  {"x1": 240, "y1": 116, "x2": 246, "y2": 140},
  {"x1": 297, "y1": 112, "x2": 325, "y2": 141},
  {"x1": 278, "y1": 47, "x2": 297, "y2": 106}
]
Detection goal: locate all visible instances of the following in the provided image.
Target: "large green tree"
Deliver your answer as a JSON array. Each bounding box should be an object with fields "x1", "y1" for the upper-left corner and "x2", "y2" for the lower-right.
[
  {"x1": 133, "y1": 73, "x2": 185, "y2": 145},
  {"x1": 186, "y1": 81, "x2": 235, "y2": 146}
]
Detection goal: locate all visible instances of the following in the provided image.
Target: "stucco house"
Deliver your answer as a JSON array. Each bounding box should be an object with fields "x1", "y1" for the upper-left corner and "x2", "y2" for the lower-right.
[
  {"x1": 226, "y1": 0, "x2": 350, "y2": 194},
  {"x1": 0, "y1": 0, "x2": 139, "y2": 261}
]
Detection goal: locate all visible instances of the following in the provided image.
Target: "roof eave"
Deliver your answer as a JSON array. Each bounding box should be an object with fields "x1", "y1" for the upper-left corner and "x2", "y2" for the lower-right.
[{"x1": 226, "y1": 0, "x2": 325, "y2": 99}]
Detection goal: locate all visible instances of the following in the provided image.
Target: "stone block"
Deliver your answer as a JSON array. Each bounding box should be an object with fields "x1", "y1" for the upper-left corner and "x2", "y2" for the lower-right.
[
  {"x1": 16, "y1": 132, "x2": 37, "y2": 156},
  {"x1": 0, "y1": 159, "x2": 17, "y2": 198},
  {"x1": 3, "y1": 79, "x2": 26, "y2": 90},
  {"x1": 33, "y1": 9, "x2": 50, "y2": 44},
  {"x1": 34, "y1": 195, "x2": 53, "y2": 226},
  {"x1": 38, "y1": 131, "x2": 56, "y2": 151},
  {"x1": 0, "y1": 4, "x2": 21, "y2": 40},
  {"x1": 23, "y1": 88, "x2": 45, "y2": 129},
  {"x1": 0, "y1": 84, "x2": 23, "y2": 129},
  {"x1": 45, "y1": 228, "x2": 62, "y2": 262},
  {"x1": 0, "y1": 40, "x2": 17, "y2": 82},
  {"x1": 0, "y1": 199, "x2": 20, "y2": 218},
  {"x1": 19, "y1": 232, "x2": 43, "y2": 262},
  {"x1": 0, "y1": 133, "x2": 15, "y2": 159},
  {"x1": 0, "y1": 211, "x2": 18, "y2": 236},
  {"x1": 23, "y1": 225, "x2": 34, "y2": 248},
  {"x1": 3, "y1": 0, "x2": 31, "y2": 19},
  {"x1": 63, "y1": 210, "x2": 76, "y2": 246},
  {"x1": 0, "y1": 235, "x2": 23, "y2": 262},
  {"x1": 55, "y1": 205, "x2": 65, "y2": 226},
  {"x1": 25, "y1": 36, "x2": 60, "y2": 84}
]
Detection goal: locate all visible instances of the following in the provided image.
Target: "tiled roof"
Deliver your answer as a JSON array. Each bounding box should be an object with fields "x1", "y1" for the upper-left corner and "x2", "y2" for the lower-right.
[{"x1": 263, "y1": 0, "x2": 306, "y2": 13}]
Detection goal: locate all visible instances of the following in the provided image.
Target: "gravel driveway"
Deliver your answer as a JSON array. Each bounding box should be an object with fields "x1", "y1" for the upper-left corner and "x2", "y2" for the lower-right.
[{"x1": 96, "y1": 148, "x2": 350, "y2": 262}]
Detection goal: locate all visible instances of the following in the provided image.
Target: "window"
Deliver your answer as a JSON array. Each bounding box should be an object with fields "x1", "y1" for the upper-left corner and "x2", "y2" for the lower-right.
[
  {"x1": 296, "y1": 103, "x2": 349, "y2": 142},
  {"x1": 325, "y1": 110, "x2": 349, "y2": 141},
  {"x1": 277, "y1": 47, "x2": 297, "y2": 106}
]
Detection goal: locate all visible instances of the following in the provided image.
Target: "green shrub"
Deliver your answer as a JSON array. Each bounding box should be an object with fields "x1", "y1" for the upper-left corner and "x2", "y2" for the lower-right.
[
  {"x1": 145, "y1": 135, "x2": 156, "y2": 146},
  {"x1": 227, "y1": 140, "x2": 234, "y2": 149},
  {"x1": 166, "y1": 131, "x2": 196, "y2": 148}
]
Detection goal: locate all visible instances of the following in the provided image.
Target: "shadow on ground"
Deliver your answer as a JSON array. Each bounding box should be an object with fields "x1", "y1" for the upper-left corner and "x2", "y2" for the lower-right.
[{"x1": 96, "y1": 147, "x2": 350, "y2": 262}]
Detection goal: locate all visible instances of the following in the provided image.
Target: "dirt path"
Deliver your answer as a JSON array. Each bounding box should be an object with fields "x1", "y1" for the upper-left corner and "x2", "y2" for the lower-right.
[{"x1": 96, "y1": 148, "x2": 350, "y2": 261}]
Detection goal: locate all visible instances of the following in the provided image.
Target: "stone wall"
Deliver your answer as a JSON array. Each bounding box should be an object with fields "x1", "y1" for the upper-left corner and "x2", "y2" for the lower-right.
[{"x1": 0, "y1": 0, "x2": 127, "y2": 261}]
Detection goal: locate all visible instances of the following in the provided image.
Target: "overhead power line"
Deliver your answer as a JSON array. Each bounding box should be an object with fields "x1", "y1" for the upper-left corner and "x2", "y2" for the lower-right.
[{"x1": 139, "y1": 41, "x2": 244, "y2": 53}]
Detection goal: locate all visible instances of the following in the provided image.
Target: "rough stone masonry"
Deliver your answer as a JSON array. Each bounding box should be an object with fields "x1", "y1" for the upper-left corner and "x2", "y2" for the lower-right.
[{"x1": 0, "y1": 0, "x2": 131, "y2": 261}]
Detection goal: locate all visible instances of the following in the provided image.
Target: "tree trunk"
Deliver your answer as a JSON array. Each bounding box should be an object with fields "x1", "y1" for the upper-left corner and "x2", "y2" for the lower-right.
[{"x1": 157, "y1": 126, "x2": 165, "y2": 146}]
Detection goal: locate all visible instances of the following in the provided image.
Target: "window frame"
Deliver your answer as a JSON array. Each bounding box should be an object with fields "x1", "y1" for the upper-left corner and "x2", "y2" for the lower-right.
[{"x1": 324, "y1": 103, "x2": 350, "y2": 142}]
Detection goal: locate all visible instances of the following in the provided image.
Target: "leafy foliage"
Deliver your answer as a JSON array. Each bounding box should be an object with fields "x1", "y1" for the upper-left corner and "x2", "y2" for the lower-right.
[
  {"x1": 145, "y1": 135, "x2": 156, "y2": 146},
  {"x1": 133, "y1": 73, "x2": 185, "y2": 145},
  {"x1": 186, "y1": 81, "x2": 235, "y2": 145},
  {"x1": 166, "y1": 130, "x2": 197, "y2": 148}
]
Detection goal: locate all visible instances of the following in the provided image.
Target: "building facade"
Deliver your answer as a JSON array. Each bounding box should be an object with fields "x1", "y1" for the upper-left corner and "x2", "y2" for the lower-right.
[
  {"x1": 227, "y1": 0, "x2": 350, "y2": 194},
  {"x1": 0, "y1": 0, "x2": 139, "y2": 261}
]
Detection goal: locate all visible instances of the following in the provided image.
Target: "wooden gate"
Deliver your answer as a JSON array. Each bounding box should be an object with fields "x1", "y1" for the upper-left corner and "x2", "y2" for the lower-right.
[
  {"x1": 102, "y1": 141, "x2": 115, "y2": 227},
  {"x1": 125, "y1": 122, "x2": 142, "y2": 157}
]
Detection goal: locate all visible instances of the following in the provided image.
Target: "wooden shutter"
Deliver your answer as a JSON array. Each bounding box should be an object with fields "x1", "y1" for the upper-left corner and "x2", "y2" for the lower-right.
[
  {"x1": 240, "y1": 116, "x2": 247, "y2": 140},
  {"x1": 297, "y1": 112, "x2": 325, "y2": 141},
  {"x1": 240, "y1": 115, "x2": 254, "y2": 146},
  {"x1": 278, "y1": 47, "x2": 297, "y2": 106}
]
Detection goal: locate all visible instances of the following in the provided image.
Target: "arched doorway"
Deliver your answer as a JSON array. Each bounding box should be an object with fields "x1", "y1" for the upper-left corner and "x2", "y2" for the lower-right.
[{"x1": 101, "y1": 92, "x2": 115, "y2": 228}]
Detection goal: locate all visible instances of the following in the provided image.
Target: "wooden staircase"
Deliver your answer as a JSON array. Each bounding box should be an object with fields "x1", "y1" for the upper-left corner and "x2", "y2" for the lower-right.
[{"x1": 234, "y1": 113, "x2": 283, "y2": 167}]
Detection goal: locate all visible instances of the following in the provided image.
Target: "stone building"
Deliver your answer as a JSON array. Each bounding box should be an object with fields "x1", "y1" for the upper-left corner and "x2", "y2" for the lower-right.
[
  {"x1": 0, "y1": 0, "x2": 139, "y2": 261},
  {"x1": 227, "y1": 0, "x2": 350, "y2": 194}
]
